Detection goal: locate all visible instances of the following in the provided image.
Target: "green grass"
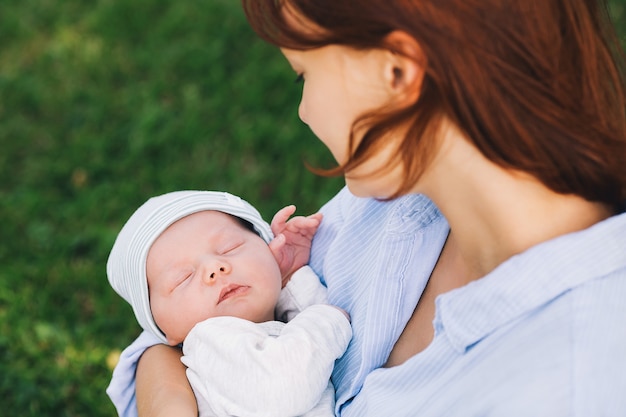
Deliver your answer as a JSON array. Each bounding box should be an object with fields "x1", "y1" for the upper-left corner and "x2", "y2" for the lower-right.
[
  {"x1": 0, "y1": 1, "x2": 341, "y2": 416},
  {"x1": 1, "y1": 1, "x2": 626, "y2": 416}
]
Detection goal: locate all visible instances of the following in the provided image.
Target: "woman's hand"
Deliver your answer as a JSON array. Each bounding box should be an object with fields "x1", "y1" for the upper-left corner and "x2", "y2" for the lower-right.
[{"x1": 268, "y1": 205, "x2": 323, "y2": 287}]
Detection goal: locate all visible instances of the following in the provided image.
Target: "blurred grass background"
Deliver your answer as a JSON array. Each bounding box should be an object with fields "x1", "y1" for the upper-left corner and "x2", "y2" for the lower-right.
[{"x1": 1, "y1": 1, "x2": 625, "y2": 416}]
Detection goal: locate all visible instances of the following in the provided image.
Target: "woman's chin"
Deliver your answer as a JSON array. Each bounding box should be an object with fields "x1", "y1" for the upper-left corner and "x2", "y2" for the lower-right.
[{"x1": 345, "y1": 179, "x2": 395, "y2": 200}]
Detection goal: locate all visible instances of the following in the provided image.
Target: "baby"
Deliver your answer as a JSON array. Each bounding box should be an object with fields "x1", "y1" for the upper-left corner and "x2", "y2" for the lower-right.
[{"x1": 107, "y1": 190, "x2": 352, "y2": 417}]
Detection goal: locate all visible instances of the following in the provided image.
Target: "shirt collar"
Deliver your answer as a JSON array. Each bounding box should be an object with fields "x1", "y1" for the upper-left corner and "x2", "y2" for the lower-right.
[{"x1": 435, "y1": 212, "x2": 626, "y2": 352}]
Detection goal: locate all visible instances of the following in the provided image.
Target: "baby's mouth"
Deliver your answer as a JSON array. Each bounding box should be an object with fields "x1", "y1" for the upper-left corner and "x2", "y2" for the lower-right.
[{"x1": 218, "y1": 284, "x2": 249, "y2": 304}]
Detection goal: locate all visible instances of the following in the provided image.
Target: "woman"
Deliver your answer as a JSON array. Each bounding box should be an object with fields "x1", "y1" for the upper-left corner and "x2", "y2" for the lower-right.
[{"x1": 109, "y1": 0, "x2": 626, "y2": 415}]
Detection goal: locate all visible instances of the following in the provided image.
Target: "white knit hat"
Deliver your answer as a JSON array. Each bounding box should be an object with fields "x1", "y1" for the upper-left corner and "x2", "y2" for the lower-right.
[{"x1": 106, "y1": 190, "x2": 273, "y2": 344}]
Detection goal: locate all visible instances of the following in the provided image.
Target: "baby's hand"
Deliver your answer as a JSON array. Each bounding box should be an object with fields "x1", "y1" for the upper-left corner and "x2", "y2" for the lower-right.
[
  {"x1": 268, "y1": 205, "x2": 323, "y2": 287},
  {"x1": 330, "y1": 305, "x2": 351, "y2": 322}
]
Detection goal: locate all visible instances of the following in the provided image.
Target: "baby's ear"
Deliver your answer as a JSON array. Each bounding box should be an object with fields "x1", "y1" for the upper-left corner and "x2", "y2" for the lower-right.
[
  {"x1": 268, "y1": 234, "x2": 287, "y2": 268},
  {"x1": 382, "y1": 30, "x2": 425, "y2": 106}
]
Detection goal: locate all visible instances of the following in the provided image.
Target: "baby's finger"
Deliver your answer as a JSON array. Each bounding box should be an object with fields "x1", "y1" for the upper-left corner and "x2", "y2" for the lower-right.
[
  {"x1": 307, "y1": 212, "x2": 323, "y2": 222},
  {"x1": 271, "y1": 205, "x2": 297, "y2": 231},
  {"x1": 284, "y1": 215, "x2": 321, "y2": 232}
]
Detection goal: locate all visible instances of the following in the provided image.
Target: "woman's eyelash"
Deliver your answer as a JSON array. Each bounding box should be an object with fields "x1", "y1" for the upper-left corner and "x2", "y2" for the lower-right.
[{"x1": 294, "y1": 73, "x2": 304, "y2": 84}]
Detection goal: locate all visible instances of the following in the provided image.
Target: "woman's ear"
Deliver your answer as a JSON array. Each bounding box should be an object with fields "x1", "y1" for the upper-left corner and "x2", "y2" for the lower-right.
[{"x1": 382, "y1": 31, "x2": 425, "y2": 105}]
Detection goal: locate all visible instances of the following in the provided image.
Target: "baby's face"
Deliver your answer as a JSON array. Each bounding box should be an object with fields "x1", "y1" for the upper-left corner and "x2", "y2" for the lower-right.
[{"x1": 146, "y1": 210, "x2": 281, "y2": 345}]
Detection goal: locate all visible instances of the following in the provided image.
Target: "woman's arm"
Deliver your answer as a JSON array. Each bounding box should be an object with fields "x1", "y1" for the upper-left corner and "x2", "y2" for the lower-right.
[{"x1": 136, "y1": 344, "x2": 198, "y2": 417}]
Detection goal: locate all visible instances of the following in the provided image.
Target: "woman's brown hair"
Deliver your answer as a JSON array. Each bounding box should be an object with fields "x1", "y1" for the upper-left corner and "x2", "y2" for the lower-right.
[{"x1": 243, "y1": 0, "x2": 626, "y2": 212}]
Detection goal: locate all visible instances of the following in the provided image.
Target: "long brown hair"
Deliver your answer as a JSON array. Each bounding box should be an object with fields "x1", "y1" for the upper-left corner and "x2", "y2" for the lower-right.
[{"x1": 243, "y1": 0, "x2": 626, "y2": 212}]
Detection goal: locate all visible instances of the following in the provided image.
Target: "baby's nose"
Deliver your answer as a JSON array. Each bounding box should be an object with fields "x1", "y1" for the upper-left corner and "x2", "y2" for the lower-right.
[
  {"x1": 202, "y1": 261, "x2": 230, "y2": 285},
  {"x1": 209, "y1": 266, "x2": 226, "y2": 280}
]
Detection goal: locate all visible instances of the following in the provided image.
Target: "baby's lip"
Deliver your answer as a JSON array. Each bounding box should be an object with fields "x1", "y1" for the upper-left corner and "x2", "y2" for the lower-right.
[{"x1": 217, "y1": 284, "x2": 249, "y2": 304}]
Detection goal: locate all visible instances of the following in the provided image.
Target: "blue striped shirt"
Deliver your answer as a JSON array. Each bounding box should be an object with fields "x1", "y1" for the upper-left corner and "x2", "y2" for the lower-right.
[{"x1": 312, "y1": 187, "x2": 626, "y2": 416}]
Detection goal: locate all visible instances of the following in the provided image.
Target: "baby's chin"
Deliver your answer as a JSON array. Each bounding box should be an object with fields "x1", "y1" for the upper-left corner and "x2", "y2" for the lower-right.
[{"x1": 219, "y1": 301, "x2": 277, "y2": 324}]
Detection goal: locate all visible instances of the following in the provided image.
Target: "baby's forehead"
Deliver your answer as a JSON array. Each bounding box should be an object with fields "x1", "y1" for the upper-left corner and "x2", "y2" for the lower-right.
[
  {"x1": 148, "y1": 211, "x2": 257, "y2": 260},
  {"x1": 159, "y1": 209, "x2": 260, "y2": 239}
]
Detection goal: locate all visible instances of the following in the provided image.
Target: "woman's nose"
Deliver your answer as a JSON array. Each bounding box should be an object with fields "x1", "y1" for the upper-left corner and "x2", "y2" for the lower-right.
[{"x1": 298, "y1": 99, "x2": 308, "y2": 125}]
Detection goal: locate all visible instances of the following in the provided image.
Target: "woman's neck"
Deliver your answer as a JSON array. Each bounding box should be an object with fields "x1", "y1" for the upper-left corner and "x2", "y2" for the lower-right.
[{"x1": 419, "y1": 126, "x2": 612, "y2": 282}]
